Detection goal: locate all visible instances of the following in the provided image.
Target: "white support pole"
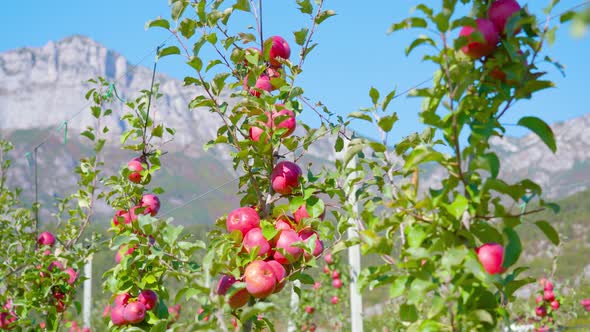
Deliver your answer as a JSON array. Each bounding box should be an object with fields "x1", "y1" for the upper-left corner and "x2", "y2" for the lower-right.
[
  {"x1": 287, "y1": 280, "x2": 301, "y2": 332},
  {"x1": 83, "y1": 254, "x2": 93, "y2": 329},
  {"x1": 347, "y1": 156, "x2": 364, "y2": 332}
]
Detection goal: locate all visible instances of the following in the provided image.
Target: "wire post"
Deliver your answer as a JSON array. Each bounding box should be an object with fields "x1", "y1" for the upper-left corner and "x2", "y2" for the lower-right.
[
  {"x1": 346, "y1": 156, "x2": 364, "y2": 332},
  {"x1": 287, "y1": 280, "x2": 301, "y2": 332},
  {"x1": 83, "y1": 254, "x2": 93, "y2": 330},
  {"x1": 33, "y1": 147, "x2": 39, "y2": 230}
]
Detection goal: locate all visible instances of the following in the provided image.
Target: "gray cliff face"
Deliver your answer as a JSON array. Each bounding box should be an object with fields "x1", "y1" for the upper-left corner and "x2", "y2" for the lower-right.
[{"x1": 1, "y1": 35, "x2": 589, "y2": 202}]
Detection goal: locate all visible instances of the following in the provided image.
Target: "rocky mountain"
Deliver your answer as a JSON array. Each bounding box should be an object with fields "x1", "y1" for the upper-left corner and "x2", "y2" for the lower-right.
[{"x1": 0, "y1": 35, "x2": 588, "y2": 225}]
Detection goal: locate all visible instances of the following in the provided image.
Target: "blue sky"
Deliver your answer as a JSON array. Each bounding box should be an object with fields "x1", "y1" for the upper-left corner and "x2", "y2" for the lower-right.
[{"x1": 1, "y1": 1, "x2": 588, "y2": 142}]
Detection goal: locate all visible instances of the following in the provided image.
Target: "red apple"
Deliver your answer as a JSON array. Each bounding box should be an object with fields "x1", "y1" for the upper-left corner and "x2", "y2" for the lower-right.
[
  {"x1": 323, "y1": 266, "x2": 330, "y2": 274},
  {"x1": 332, "y1": 278, "x2": 343, "y2": 289},
  {"x1": 216, "y1": 275, "x2": 237, "y2": 295},
  {"x1": 331, "y1": 270, "x2": 340, "y2": 279},
  {"x1": 65, "y1": 268, "x2": 78, "y2": 285},
  {"x1": 267, "y1": 36, "x2": 291, "y2": 67},
  {"x1": 544, "y1": 280, "x2": 554, "y2": 291},
  {"x1": 140, "y1": 194, "x2": 160, "y2": 216},
  {"x1": 324, "y1": 253, "x2": 333, "y2": 265},
  {"x1": 309, "y1": 323, "x2": 317, "y2": 332},
  {"x1": 228, "y1": 288, "x2": 250, "y2": 309},
  {"x1": 270, "y1": 105, "x2": 296, "y2": 138},
  {"x1": 544, "y1": 290, "x2": 555, "y2": 302},
  {"x1": 38, "y1": 231, "x2": 55, "y2": 246},
  {"x1": 305, "y1": 306, "x2": 315, "y2": 314},
  {"x1": 103, "y1": 305, "x2": 111, "y2": 318},
  {"x1": 298, "y1": 229, "x2": 324, "y2": 258},
  {"x1": 227, "y1": 207, "x2": 260, "y2": 235},
  {"x1": 535, "y1": 295, "x2": 543, "y2": 304},
  {"x1": 476, "y1": 243, "x2": 504, "y2": 274},
  {"x1": 313, "y1": 282, "x2": 321, "y2": 290},
  {"x1": 330, "y1": 296, "x2": 339, "y2": 305},
  {"x1": 535, "y1": 306, "x2": 547, "y2": 317},
  {"x1": 127, "y1": 158, "x2": 143, "y2": 183},
  {"x1": 459, "y1": 18, "x2": 499, "y2": 59},
  {"x1": 271, "y1": 161, "x2": 302, "y2": 195},
  {"x1": 267, "y1": 260, "x2": 287, "y2": 293},
  {"x1": 249, "y1": 126, "x2": 265, "y2": 142},
  {"x1": 48, "y1": 260, "x2": 63, "y2": 272},
  {"x1": 294, "y1": 202, "x2": 325, "y2": 223},
  {"x1": 138, "y1": 290, "x2": 158, "y2": 311},
  {"x1": 243, "y1": 228, "x2": 271, "y2": 257},
  {"x1": 114, "y1": 293, "x2": 131, "y2": 306},
  {"x1": 110, "y1": 304, "x2": 127, "y2": 326},
  {"x1": 197, "y1": 308, "x2": 210, "y2": 322},
  {"x1": 115, "y1": 246, "x2": 136, "y2": 264},
  {"x1": 244, "y1": 260, "x2": 277, "y2": 298},
  {"x1": 275, "y1": 216, "x2": 294, "y2": 232},
  {"x1": 273, "y1": 229, "x2": 303, "y2": 264},
  {"x1": 550, "y1": 300, "x2": 560, "y2": 310},
  {"x1": 488, "y1": 0, "x2": 522, "y2": 36},
  {"x1": 244, "y1": 75, "x2": 272, "y2": 97},
  {"x1": 168, "y1": 304, "x2": 181, "y2": 321},
  {"x1": 581, "y1": 299, "x2": 590, "y2": 307},
  {"x1": 266, "y1": 67, "x2": 282, "y2": 90},
  {"x1": 123, "y1": 301, "x2": 146, "y2": 324}
]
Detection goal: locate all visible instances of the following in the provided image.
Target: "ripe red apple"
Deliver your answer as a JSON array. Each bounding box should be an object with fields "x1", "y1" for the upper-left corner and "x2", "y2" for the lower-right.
[
  {"x1": 275, "y1": 216, "x2": 294, "y2": 232},
  {"x1": 267, "y1": 36, "x2": 291, "y2": 67},
  {"x1": 535, "y1": 306, "x2": 547, "y2": 317},
  {"x1": 544, "y1": 290, "x2": 555, "y2": 302},
  {"x1": 138, "y1": 290, "x2": 158, "y2": 311},
  {"x1": 37, "y1": 231, "x2": 56, "y2": 246},
  {"x1": 488, "y1": 0, "x2": 522, "y2": 36},
  {"x1": 244, "y1": 75, "x2": 272, "y2": 97},
  {"x1": 309, "y1": 323, "x2": 317, "y2": 332},
  {"x1": 305, "y1": 306, "x2": 315, "y2": 314},
  {"x1": 243, "y1": 228, "x2": 271, "y2": 257},
  {"x1": 168, "y1": 304, "x2": 181, "y2": 321},
  {"x1": 476, "y1": 243, "x2": 504, "y2": 274},
  {"x1": 114, "y1": 293, "x2": 131, "y2": 306},
  {"x1": 550, "y1": 300, "x2": 560, "y2": 310},
  {"x1": 330, "y1": 296, "x2": 339, "y2": 305},
  {"x1": 110, "y1": 304, "x2": 127, "y2": 326},
  {"x1": 332, "y1": 278, "x2": 343, "y2": 289},
  {"x1": 127, "y1": 158, "x2": 143, "y2": 183},
  {"x1": 324, "y1": 253, "x2": 333, "y2": 265},
  {"x1": 227, "y1": 207, "x2": 260, "y2": 235},
  {"x1": 294, "y1": 202, "x2": 325, "y2": 223},
  {"x1": 244, "y1": 260, "x2": 277, "y2": 298},
  {"x1": 271, "y1": 161, "x2": 302, "y2": 195},
  {"x1": 273, "y1": 229, "x2": 304, "y2": 264},
  {"x1": 197, "y1": 308, "x2": 210, "y2": 322},
  {"x1": 298, "y1": 229, "x2": 324, "y2": 258},
  {"x1": 65, "y1": 268, "x2": 78, "y2": 285},
  {"x1": 267, "y1": 260, "x2": 287, "y2": 293},
  {"x1": 323, "y1": 266, "x2": 330, "y2": 274},
  {"x1": 249, "y1": 126, "x2": 265, "y2": 142},
  {"x1": 140, "y1": 194, "x2": 160, "y2": 216},
  {"x1": 331, "y1": 270, "x2": 340, "y2": 279},
  {"x1": 266, "y1": 67, "x2": 282, "y2": 90},
  {"x1": 228, "y1": 288, "x2": 250, "y2": 309},
  {"x1": 115, "y1": 245, "x2": 136, "y2": 264},
  {"x1": 216, "y1": 275, "x2": 237, "y2": 295},
  {"x1": 49, "y1": 260, "x2": 64, "y2": 272},
  {"x1": 313, "y1": 282, "x2": 321, "y2": 290},
  {"x1": 270, "y1": 105, "x2": 296, "y2": 138},
  {"x1": 544, "y1": 280, "x2": 554, "y2": 291},
  {"x1": 0, "y1": 312, "x2": 17, "y2": 330},
  {"x1": 53, "y1": 291, "x2": 67, "y2": 312},
  {"x1": 459, "y1": 18, "x2": 499, "y2": 59},
  {"x1": 123, "y1": 301, "x2": 146, "y2": 324},
  {"x1": 536, "y1": 295, "x2": 543, "y2": 304}
]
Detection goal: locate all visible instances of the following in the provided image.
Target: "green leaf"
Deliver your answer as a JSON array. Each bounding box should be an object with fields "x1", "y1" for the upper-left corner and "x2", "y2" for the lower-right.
[
  {"x1": 502, "y1": 228, "x2": 522, "y2": 270},
  {"x1": 406, "y1": 35, "x2": 436, "y2": 56},
  {"x1": 290, "y1": 272, "x2": 314, "y2": 284},
  {"x1": 369, "y1": 87, "x2": 379, "y2": 105},
  {"x1": 403, "y1": 146, "x2": 444, "y2": 171},
  {"x1": 179, "y1": 18, "x2": 197, "y2": 39},
  {"x1": 400, "y1": 304, "x2": 419, "y2": 322},
  {"x1": 534, "y1": 220, "x2": 559, "y2": 245},
  {"x1": 171, "y1": 0, "x2": 188, "y2": 21},
  {"x1": 296, "y1": 0, "x2": 312, "y2": 14},
  {"x1": 389, "y1": 17, "x2": 428, "y2": 33},
  {"x1": 381, "y1": 89, "x2": 397, "y2": 111},
  {"x1": 378, "y1": 114, "x2": 398, "y2": 133},
  {"x1": 445, "y1": 194, "x2": 468, "y2": 219},
  {"x1": 517, "y1": 116, "x2": 557, "y2": 153},
  {"x1": 233, "y1": 0, "x2": 250, "y2": 12},
  {"x1": 335, "y1": 136, "x2": 344, "y2": 152},
  {"x1": 145, "y1": 18, "x2": 170, "y2": 30},
  {"x1": 188, "y1": 57, "x2": 203, "y2": 72},
  {"x1": 348, "y1": 112, "x2": 373, "y2": 123},
  {"x1": 315, "y1": 10, "x2": 336, "y2": 24},
  {"x1": 293, "y1": 28, "x2": 309, "y2": 46},
  {"x1": 157, "y1": 46, "x2": 180, "y2": 59}
]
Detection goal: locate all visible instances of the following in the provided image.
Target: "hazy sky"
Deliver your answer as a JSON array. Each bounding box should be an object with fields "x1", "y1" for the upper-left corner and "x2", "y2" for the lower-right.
[{"x1": 1, "y1": 1, "x2": 588, "y2": 141}]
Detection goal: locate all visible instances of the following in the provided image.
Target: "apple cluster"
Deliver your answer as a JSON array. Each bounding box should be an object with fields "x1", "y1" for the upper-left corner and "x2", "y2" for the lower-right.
[
  {"x1": 242, "y1": 36, "x2": 290, "y2": 97},
  {"x1": 216, "y1": 200, "x2": 325, "y2": 309},
  {"x1": 533, "y1": 278, "x2": 561, "y2": 331},
  {"x1": 107, "y1": 290, "x2": 158, "y2": 326},
  {"x1": 459, "y1": 0, "x2": 527, "y2": 84},
  {"x1": 0, "y1": 300, "x2": 17, "y2": 330},
  {"x1": 35, "y1": 231, "x2": 79, "y2": 314}
]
